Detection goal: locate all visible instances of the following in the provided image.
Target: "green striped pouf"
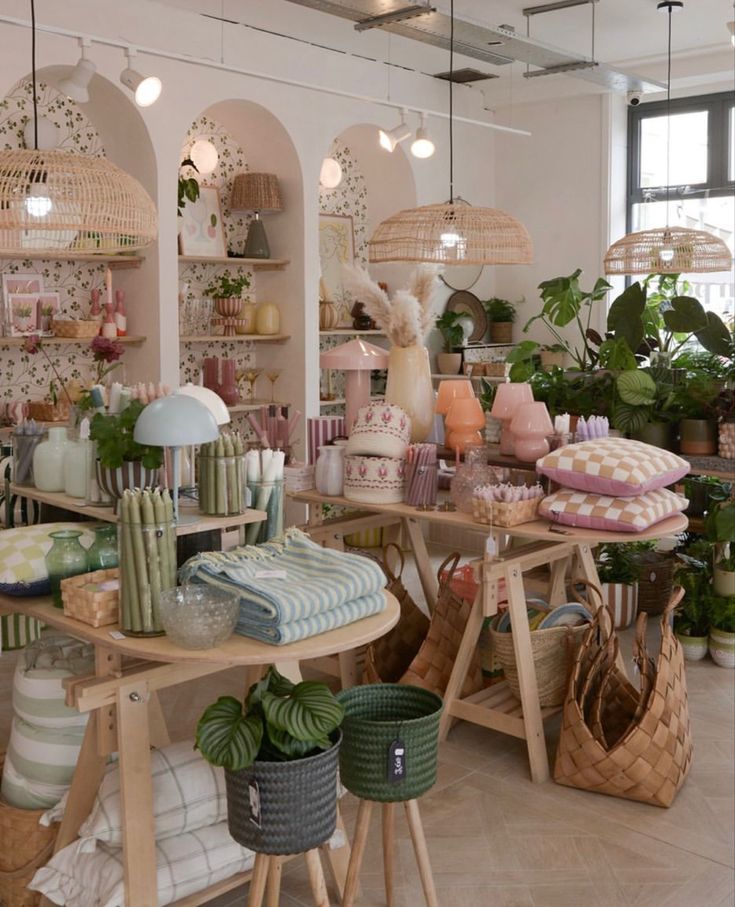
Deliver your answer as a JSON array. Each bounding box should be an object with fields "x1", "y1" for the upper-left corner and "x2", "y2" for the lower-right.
[{"x1": 1, "y1": 612, "x2": 42, "y2": 652}]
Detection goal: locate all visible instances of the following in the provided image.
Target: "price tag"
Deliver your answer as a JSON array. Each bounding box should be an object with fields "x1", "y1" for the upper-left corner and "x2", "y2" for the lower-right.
[
  {"x1": 255, "y1": 570, "x2": 287, "y2": 580},
  {"x1": 387, "y1": 739, "x2": 406, "y2": 784},
  {"x1": 248, "y1": 780, "x2": 262, "y2": 828},
  {"x1": 108, "y1": 630, "x2": 126, "y2": 640}
]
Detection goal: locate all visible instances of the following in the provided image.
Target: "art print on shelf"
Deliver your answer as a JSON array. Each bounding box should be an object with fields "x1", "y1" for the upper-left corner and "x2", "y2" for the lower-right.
[
  {"x1": 179, "y1": 185, "x2": 227, "y2": 258},
  {"x1": 7, "y1": 293, "x2": 39, "y2": 335},
  {"x1": 319, "y1": 213, "x2": 355, "y2": 325}
]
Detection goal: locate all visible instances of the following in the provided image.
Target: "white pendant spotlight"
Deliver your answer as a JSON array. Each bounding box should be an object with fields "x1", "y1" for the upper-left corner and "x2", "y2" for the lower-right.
[
  {"x1": 319, "y1": 156, "x2": 342, "y2": 189},
  {"x1": 189, "y1": 139, "x2": 218, "y2": 175},
  {"x1": 379, "y1": 110, "x2": 411, "y2": 152},
  {"x1": 411, "y1": 114, "x2": 435, "y2": 159},
  {"x1": 59, "y1": 38, "x2": 96, "y2": 104},
  {"x1": 120, "y1": 48, "x2": 162, "y2": 108}
]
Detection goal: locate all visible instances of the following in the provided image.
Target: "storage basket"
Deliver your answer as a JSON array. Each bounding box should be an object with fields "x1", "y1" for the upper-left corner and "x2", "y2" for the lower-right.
[
  {"x1": 364, "y1": 544, "x2": 430, "y2": 684},
  {"x1": 633, "y1": 550, "x2": 674, "y2": 616},
  {"x1": 554, "y1": 588, "x2": 692, "y2": 808},
  {"x1": 50, "y1": 318, "x2": 100, "y2": 338},
  {"x1": 472, "y1": 494, "x2": 541, "y2": 528},
  {"x1": 61, "y1": 568, "x2": 119, "y2": 628},
  {"x1": 0, "y1": 752, "x2": 57, "y2": 907},
  {"x1": 225, "y1": 734, "x2": 340, "y2": 855},
  {"x1": 26, "y1": 400, "x2": 70, "y2": 423},
  {"x1": 337, "y1": 684, "x2": 442, "y2": 802}
]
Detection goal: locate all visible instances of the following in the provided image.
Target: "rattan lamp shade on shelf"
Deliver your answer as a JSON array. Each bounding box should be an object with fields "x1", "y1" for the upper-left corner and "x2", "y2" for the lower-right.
[
  {"x1": 604, "y1": 226, "x2": 733, "y2": 275},
  {"x1": 230, "y1": 172, "x2": 282, "y2": 259},
  {"x1": 368, "y1": 203, "x2": 533, "y2": 265},
  {"x1": 0, "y1": 148, "x2": 158, "y2": 255}
]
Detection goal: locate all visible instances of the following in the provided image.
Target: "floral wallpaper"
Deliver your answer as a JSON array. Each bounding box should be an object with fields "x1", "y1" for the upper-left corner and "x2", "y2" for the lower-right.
[{"x1": 0, "y1": 79, "x2": 113, "y2": 409}]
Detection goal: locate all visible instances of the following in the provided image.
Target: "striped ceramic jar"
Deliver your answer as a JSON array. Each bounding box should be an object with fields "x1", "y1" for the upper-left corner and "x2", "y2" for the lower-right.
[
  {"x1": 96, "y1": 461, "x2": 160, "y2": 499},
  {"x1": 709, "y1": 628, "x2": 735, "y2": 669},
  {"x1": 601, "y1": 582, "x2": 638, "y2": 630}
]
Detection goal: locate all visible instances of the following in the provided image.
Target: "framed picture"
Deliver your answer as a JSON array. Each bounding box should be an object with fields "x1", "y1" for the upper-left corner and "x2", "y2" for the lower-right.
[
  {"x1": 35, "y1": 291, "x2": 60, "y2": 335},
  {"x1": 7, "y1": 293, "x2": 39, "y2": 335},
  {"x1": 318, "y1": 213, "x2": 355, "y2": 325},
  {"x1": 3, "y1": 272, "x2": 44, "y2": 297},
  {"x1": 179, "y1": 186, "x2": 227, "y2": 257}
]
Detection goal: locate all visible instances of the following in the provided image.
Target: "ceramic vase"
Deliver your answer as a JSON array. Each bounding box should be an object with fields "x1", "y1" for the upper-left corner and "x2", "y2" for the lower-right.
[
  {"x1": 676, "y1": 632, "x2": 708, "y2": 662},
  {"x1": 713, "y1": 566, "x2": 735, "y2": 598},
  {"x1": 679, "y1": 419, "x2": 717, "y2": 455},
  {"x1": 384, "y1": 345, "x2": 434, "y2": 443},
  {"x1": 256, "y1": 302, "x2": 280, "y2": 335},
  {"x1": 96, "y1": 461, "x2": 159, "y2": 500},
  {"x1": 314, "y1": 445, "x2": 345, "y2": 496},
  {"x1": 319, "y1": 299, "x2": 340, "y2": 331},
  {"x1": 63, "y1": 438, "x2": 89, "y2": 499},
  {"x1": 32, "y1": 427, "x2": 69, "y2": 492},
  {"x1": 87, "y1": 525, "x2": 119, "y2": 570},
  {"x1": 218, "y1": 358, "x2": 240, "y2": 406},
  {"x1": 214, "y1": 297, "x2": 243, "y2": 336},
  {"x1": 436, "y1": 352, "x2": 462, "y2": 375},
  {"x1": 235, "y1": 301, "x2": 257, "y2": 335},
  {"x1": 45, "y1": 529, "x2": 89, "y2": 608}
]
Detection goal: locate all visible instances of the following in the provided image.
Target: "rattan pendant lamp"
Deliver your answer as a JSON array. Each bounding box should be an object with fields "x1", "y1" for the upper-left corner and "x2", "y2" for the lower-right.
[
  {"x1": 368, "y1": 0, "x2": 532, "y2": 266},
  {"x1": 0, "y1": 0, "x2": 158, "y2": 256},
  {"x1": 604, "y1": 1, "x2": 732, "y2": 275}
]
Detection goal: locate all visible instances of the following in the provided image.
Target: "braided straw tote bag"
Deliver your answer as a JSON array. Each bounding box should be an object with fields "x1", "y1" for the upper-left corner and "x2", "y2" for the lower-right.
[{"x1": 554, "y1": 587, "x2": 692, "y2": 808}]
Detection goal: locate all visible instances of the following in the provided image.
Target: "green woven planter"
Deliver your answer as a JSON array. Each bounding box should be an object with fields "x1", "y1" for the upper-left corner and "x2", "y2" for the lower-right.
[{"x1": 337, "y1": 684, "x2": 443, "y2": 803}]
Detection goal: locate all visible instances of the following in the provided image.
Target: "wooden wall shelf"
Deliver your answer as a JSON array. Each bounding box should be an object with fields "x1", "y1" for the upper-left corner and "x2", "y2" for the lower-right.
[
  {"x1": 0, "y1": 252, "x2": 143, "y2": 270},
  {"x1": 319, "y1": 329, "x2": 385, "y2": 336},
  {"x1": 0, "y1": 334, "x2": 145, "y2": 346},
  {"x1": 180, "y1": 334, "x2": 290, "y2": 344},
  {"x1": 178, "y1": 255, "x2": 289, "y2": 271}
]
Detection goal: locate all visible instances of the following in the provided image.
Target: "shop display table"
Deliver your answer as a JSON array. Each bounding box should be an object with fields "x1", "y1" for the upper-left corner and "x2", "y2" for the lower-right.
[
  {"x1": 0, "y1": 591, "x2": 399, "y2": 907},
  {"x1": 291, "y1": 488, "x2": 687, "y2": 783}
]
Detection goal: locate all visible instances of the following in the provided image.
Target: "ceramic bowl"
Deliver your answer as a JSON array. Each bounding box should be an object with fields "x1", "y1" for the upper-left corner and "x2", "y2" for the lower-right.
[
  {"x1": 343, "y1": 454, "x2": 405, "y2": 504},
  {"x1": 346, "y1": 402, "x2": 411, "y2": 460},
  {"x1": 537, "y1": 602, "x2": 592, "y2": 629}
]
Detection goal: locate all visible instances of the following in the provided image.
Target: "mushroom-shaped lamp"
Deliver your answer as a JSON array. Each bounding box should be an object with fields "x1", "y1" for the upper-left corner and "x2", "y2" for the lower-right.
[{"x1": 320, "y1": 338, "x2": 389, "y2": 433}]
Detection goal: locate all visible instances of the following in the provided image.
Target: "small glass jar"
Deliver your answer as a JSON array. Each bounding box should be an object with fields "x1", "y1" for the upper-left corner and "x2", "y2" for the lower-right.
[
  {"x1": 87, "y1": 525, "x2": 119, "y2": 571},
  {"x1": 45, "y1": 529, "x2": 89, "y2": 608},
  {"x1": 450, "y1": 443, "x2": 497, "y2": 514},
  {"x1": 245, "y1": 478, "x2": 284, "y2": 544}
]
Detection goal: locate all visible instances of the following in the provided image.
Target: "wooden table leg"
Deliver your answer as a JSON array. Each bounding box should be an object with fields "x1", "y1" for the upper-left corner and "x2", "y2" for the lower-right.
[
  {"x1": 404, "y1": 799, "x2": 438, "y2": 907},
  {"x1": 505, "y1": 564, "x2": 549, "y2": 783},
  {"x1": 548, "y1": 557, "x2": 569, "y2": 606},
  {"x1": 342, "y1": 799, "x2": 373, "y2": 907},
  {"x1": 147, "y1": 692, "x2": 171, "y2": 749},
  {"x1": 338, "y1": 650, "x2": 360, "y2": 688},
  {"x1": 438, "y1": 591, "x2": 484, "y2": 741},
  {"x1": 305, "y1": 849, "x2": 331, "y2": 907},
  {"x1": 266, "y1": 856, "x2": 282, "y2": 907},
  {"x1": 402, "y1": 517, "x2": 437, "y2": 612},
  {"x1": 248, "y1": 853, "x2": 270, "y2": 907},
  {"x1": 382, "y1": 802, "x2": 396, "y2": 907},
  {"x1": 117, "y1": 680, "x2": 157, "y2": 907}
]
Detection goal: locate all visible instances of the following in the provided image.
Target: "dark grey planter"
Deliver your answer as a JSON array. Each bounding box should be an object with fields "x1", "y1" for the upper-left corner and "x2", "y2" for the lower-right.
[{"x1": 632, "y1": 421, "x2": 674, "y2": 451}]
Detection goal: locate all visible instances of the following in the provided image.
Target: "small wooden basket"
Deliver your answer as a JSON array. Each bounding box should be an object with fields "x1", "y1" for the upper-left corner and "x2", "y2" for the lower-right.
[
  {"x1": 26, "y1": 400, "x2": 70, "y2": 422},
  {"x1": 61, "y1": 567, "x2": 119, "y2": 627},
  {"x1": 50, "y1": 318, "x2": 100, "y2": 338},
  {"x1": 472, "y1": 495, "x2": 540, "y2": 528}
]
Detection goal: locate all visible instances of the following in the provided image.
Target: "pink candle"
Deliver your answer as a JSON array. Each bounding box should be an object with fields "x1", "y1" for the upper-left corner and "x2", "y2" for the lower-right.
[{"x1": 105, "y1": 268, "x2": 113, "y2": 311}]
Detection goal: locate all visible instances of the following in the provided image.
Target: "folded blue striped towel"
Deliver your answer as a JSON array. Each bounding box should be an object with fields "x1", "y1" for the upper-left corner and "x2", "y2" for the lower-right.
[{"x1": 178, "y1": 529, "x2": 387, "y2": 627}]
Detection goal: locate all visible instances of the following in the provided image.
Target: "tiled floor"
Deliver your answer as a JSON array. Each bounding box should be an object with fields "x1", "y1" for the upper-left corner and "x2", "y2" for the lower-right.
[{"x1": 1, "y1": 546, "x2": 733, "y2": 907}]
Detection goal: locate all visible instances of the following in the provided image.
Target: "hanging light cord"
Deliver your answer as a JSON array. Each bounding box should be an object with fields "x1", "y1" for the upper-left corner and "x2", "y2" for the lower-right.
[
  {"x1": 30, "y1": 0, "x2": 38, "y2": 150},
  {"x1": 665, "y1": 1, "x2": 672, "y2": 230},
  {"x1": 449, "y1": 0, "x2": 454, "y2": 204}
]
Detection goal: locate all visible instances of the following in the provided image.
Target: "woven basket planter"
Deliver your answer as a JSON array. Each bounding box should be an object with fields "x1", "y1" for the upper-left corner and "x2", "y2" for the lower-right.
[
  {"x1": 489, "y1": 322, "x2": 513, "y2": 343},
  {"x1": 632, "y1": 551, "x2": 674, "y2": 616},
  {"x1": 96, "y1": 461, "x2": 159, "y2": 499},
  {"x1": 0, "y1": 752, "x2": 57, "y2": 907},
  {"x1": 490, "y1": 622, "x2": 589, "y2": 708},
  {"x1": 337, "y1": 684, "x2": 442, "y2": 803},
  {"x1": 225, "y1": 734, "x2": 340, "y2": 855}
]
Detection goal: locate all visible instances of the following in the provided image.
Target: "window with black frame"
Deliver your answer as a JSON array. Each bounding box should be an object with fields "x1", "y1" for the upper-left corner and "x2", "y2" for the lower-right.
[{"x1": 627, "y1": 90, "x2": 734, "y2": 326}]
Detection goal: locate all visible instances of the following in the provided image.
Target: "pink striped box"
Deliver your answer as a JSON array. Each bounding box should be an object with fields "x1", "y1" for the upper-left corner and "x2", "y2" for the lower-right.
[{"x1": 307, "y1": 416, "x2": 346, "y2": 466}]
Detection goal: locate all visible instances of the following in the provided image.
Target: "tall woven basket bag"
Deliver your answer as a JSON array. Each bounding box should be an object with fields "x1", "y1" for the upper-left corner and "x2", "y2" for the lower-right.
[
  {"x1": 554, "y1": 588, "x2": 693, "y2": 808},
  {"x1": 0, "y1": 752, "x2": 57, "y2": 907}
]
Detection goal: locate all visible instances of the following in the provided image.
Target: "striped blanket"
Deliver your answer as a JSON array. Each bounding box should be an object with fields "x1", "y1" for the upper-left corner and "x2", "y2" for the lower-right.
[{"x1": 178, "y1": 529, "x2": 387, "y2": 645}]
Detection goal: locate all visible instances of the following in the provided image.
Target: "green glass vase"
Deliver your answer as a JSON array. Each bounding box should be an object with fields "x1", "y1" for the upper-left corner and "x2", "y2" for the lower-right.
[
  {"x1": 87, "y1": 526, "x2": 119, "y2": 571},
  {"x1": 45, "y1": 530, "x2": 89, "y2": 608}
]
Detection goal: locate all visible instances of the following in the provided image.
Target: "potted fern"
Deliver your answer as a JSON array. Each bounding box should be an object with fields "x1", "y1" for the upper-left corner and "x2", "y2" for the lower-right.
[
  {"x1": 673, "y1": 546, "x2": 712, "y2": 661},
  {"x1": 196, "y1": 666, "x2": 343, "y2": 855},
  {"x1": 595, "y1": 543, "x2": 640, "y2": 629},
  {"x1": 483, "y1": 297, "x2": 516, "y2": 343},
  {"x1": 435, "y1": 310, "x2": 465, "y2": 375}
]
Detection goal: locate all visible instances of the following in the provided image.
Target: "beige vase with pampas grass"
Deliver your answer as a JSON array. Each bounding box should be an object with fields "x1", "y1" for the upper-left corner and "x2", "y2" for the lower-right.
[{"x1": 385, "y1": 345, "x2": 434, "y2": 442}]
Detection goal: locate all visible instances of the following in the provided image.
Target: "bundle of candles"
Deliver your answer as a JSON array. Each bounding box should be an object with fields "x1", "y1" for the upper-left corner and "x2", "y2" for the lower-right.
[
  {"x1": 575, "y1": 415, "x2": 609, "y2": 441},
  {"x1": 244, "y1": 448, "x2": 286, "y2": 544},
  {"x1": 118, "y1": 488, "x2": 177, "y2": 635},
  {"x1": 472, "y1": 482, "x2": 545, "y2": 528},
  {"x1": 12, "y1": 420, "x2": 46, "y2": 485},
  {"x1": 88, "y1": 381, "x2": 171, "y2": 414},
  {"x1": 198, "y1": 432, "x2": 246, "y2": 516},
  {"x1": 404, "y1": 443, "x2": 438, "y2": 507},
  {"x1": 246, "y1": 405, "x2": 301, "y2": 453}
]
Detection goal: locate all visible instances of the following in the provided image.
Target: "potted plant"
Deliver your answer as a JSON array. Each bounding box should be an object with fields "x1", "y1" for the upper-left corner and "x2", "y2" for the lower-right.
[
  {"x1": 705, "y1": 498, "x2": 735, "y2": 598},
  {"x1": 177, "y1": 156, "x2": 200, "y2": 218},
  {"x1": 483, "y1": 297, "x2": 517, "y2": 343},
  {"x1": 435, "y1": 310, "x2": 465, "y2": 375},
  {"x1": 671, "y1": 370, "x2": 721, "y2": 455},
  {"x1": 673, "y1": 546, "x2": 712, "y2": 661},
  {"x1": 195, "y1": 666, "x2": 343, "y2": 855},
  {"x1": 477, "y1": 377, "x2": 501, "y2": 443},
  {"x1": 90, "y1": 399, "x2": 164, "y2": 499},
  {"x1": 595, "y1": 543, "x2": 641, "y2": 629},
  {"x1": 683, "y1": 475, "x2": 731, "y2": 519},
  {"x1": 539, "y1": 343, "x2": 570, "y2": 371},
  {"x1": 708, "y1": 594, "x2": 735, "y2": 669},
  {"x1": 204, "y1": 274, "x2": 252, "y2": 336}
]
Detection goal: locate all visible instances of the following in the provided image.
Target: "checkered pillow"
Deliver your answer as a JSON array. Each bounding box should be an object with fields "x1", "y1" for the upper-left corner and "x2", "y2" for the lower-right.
[
  {"x1": 539, "y1": 487, "x2": 688, "y2": 533},
  {"x1": 537, "y1": 438, "x2": 689, "y2": 496},
  {"x1": 0, "y1": 522, "x2": 100, "y2": 596}
]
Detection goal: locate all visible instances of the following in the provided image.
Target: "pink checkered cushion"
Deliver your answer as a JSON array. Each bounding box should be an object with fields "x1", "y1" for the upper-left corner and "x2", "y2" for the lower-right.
[
  {"x1": 536, "y1": 438, "x2": 689, "y2": 496},
  {"x1": 539, "y1": 487, "x2": 688, "y2": 533}
]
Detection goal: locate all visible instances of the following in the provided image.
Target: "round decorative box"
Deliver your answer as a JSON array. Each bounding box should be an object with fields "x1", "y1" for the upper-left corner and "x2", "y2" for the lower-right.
[
  {"x1": 343, "y1": 454, "x2": 405, "y2": 504},
  {"x1": 346, "y1": 402, "x2": 411, "y2": 460}
]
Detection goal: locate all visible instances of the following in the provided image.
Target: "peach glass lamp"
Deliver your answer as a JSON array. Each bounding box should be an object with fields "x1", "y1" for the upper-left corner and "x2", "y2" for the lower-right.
[
  {"x1": 490, "y1": 382, "x2": 533, "y2": 455},
  {"x1": 435, "y1": 378, "x2": 475, "y2": 415},
  {"x1": 445, "y1": 397, "x2": 485, "y2": 454},
  {"x1": 511, "y1": 402, "x2": 554, "y2": 462}
]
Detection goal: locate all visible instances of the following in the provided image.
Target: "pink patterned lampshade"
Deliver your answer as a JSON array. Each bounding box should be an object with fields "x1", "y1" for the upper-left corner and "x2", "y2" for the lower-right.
[
  {"x1": 435, "y1": 379, "x2": 475, "y2": 415},
  {"x1": 490, "y1": 382, "x2": 533, "y2": 420},
  {"x1": 511, "y1": 402, "x2": 553, "y2": 463}
]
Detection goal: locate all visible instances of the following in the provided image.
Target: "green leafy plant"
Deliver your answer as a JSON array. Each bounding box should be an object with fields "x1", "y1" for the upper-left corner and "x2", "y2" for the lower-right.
[
  {"x1": 90, "y1": 399, "x2": 164, "y2": 469},
  {"x1": 203, "y1": 274, "x2": 252, "y2": 299},
  {"x1": 596, "y1": 543, "x2": 643, "y2": 585},
  {"x1": 708, "y1": 594, "x2": 735, "y2": 633},
  {"x1": 483, "y1": 297, "x2": 517, "y2": 323},
  {"x1": 670, "y1": 369, "x2": 721, "y2": 420},
  {"x1": 565, "y1": 371, "x2": 615, "y2": 419},
  {"x1": 195, "y1": 666, "x2": 344, "y2": 770},
  {"x1": 674, "y1": 550, "x2": 713, "y2": 637},
  {"x1": 705, "y1": 499, "x2": 735, "y2": 573},
  {"x1": 435, "y1": 310, "x2": 465, "y2": 352},
  {"x1": 477, "y1": 377, "x2": 497, "y2": 412},
  {"x1": 177, "y1": 157, "x2": 200, "y2": 216}
]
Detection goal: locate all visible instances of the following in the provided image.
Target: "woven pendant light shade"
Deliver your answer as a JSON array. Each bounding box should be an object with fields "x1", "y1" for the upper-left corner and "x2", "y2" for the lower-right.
[
  {"x1": 368, "y1": 202, "x2": 533, "y2": 265},
  {"x1": 230, "y1": 173, "x2": 283, "y2": 212},
  {"x1": 0, "y1": 148, "x2": 157, "y2": 255},
  {"x1": 604, "y1": 226, "x2": 733, "y2": 275}
]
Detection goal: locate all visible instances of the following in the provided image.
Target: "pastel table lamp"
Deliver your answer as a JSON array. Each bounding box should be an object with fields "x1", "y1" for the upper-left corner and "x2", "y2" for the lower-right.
[
  {"x1": 490, "y1": 382, "x2": 533, "y2": 455},
  {"x1": 134, "y1": 395, "x2": 219, "y2": 523},
  {"x1": 435, "y1": 378, "x2": 474, "y2": 415},
  {"x1": 445, "y1": 397, "x2": 485, "y2": 454},
  {"x1": 511, "y1": 402, "x2": 554, "y2": 462},
  {"x1": 320, "y1": 338, "x2": 389, "y2": 433}
]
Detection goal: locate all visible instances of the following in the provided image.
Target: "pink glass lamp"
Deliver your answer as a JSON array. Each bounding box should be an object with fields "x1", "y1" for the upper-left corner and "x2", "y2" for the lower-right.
[
  {"x1": 445, "y1": 397, "x2": 485, "y2": 454},
  {"x1": 320, "y1": 339, "x2": 389, "y2": 433},
  {"x1": 435, "y1": 378, "x2": 475, "y2": 415},
  {"x1": 511, "y1": 402, "x2": 554, "y2": 462},
  {"x1": 490, "y1": 383, "x2": 533, "y2": 455}
]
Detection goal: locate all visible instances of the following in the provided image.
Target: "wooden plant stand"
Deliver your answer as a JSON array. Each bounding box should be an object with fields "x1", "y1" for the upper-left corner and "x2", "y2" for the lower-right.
[{"x1": 248, "y1": 850, "x2": 331, "y2": 907}]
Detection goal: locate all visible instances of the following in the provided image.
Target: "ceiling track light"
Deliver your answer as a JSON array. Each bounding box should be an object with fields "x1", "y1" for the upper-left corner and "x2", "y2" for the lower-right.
[
  {"x1": 379, "y1": 109, "x2": 412, "y2": 152},
  {"x1": 120, "y1": 47, "x2": 162, "y2": 107},
  {"x1": 410, "y1": 113, "x2": 435, "y2": 158},
  {"x1": 59, "y1": 37, "x2": 95, "y2": 104}
]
